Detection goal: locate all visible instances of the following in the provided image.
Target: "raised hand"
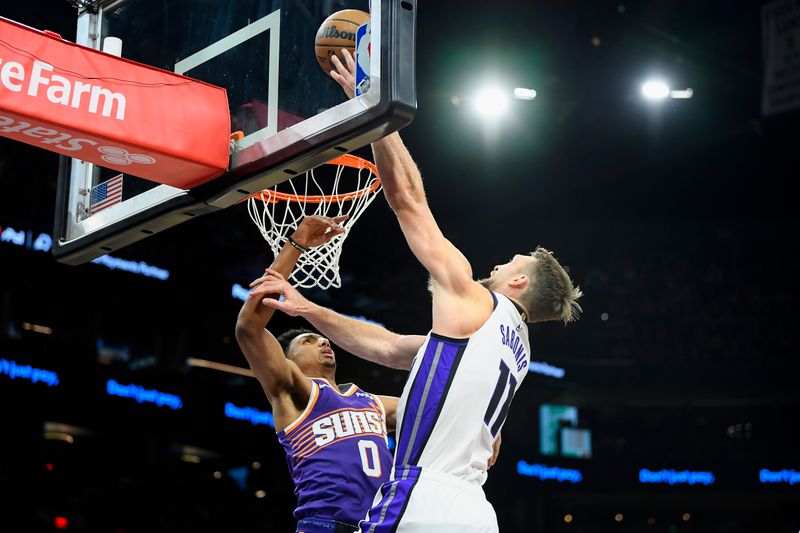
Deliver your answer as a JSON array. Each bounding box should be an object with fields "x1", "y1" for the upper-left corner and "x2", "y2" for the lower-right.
[
  {"x1": 291, "y1": 214, "x2": 349, "y2": 249},
  {"x1": 330, "y1": 49, "x2": 357, "y2": 100},
  {"x1": 249, "y1": 269, "x2": 311, "y2": 317}
]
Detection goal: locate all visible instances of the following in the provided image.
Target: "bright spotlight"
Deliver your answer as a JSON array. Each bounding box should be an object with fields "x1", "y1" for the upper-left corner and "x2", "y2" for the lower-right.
[
  {"x1": 670, "y1": 88, "x2": 694, "y2": 99},
  {"x1": 641, "y1": 80, "x2": 670, "y2": 100},
  {"x1": 513, "y1": 87, "x2": 537, "y2": 100},
  {"x1": 474, "y1": 88, "x2": 510, "y2": 116}
]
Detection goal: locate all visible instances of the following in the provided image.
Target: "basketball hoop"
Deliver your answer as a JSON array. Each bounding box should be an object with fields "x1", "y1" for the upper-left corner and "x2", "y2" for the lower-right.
[{"x1": 247, "y1": 154, "x2": 381, "y2": 289}]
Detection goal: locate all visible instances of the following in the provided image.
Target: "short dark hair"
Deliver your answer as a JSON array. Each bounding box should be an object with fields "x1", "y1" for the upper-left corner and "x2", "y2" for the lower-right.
[{"x1": 277, "y1": 328, "x2": 315, "y2": 356}]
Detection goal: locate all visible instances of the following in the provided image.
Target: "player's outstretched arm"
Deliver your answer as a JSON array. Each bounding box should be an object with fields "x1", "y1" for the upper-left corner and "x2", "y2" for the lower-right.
[
  {"x1": 249, "y1": 270, "x2": 424, "y2": 370},
  {"x1": 368, "y1": 126, "x2": 496, "y2": 338},
  {"x1": 331, "y1": 52, "x2": 491, "y2": 337},
  {"x1": 369, "y1": 133, "x2": 475, "y2": 287},
  {"x1": 331, "y1": 52, "x2": 474, "y2": 292},
  {"x1": 235, "y1": 216, "x2": 347, "y2": 404}
]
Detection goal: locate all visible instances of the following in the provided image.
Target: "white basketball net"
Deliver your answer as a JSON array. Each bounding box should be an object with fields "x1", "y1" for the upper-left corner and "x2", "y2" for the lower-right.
[{"x1": 247, "y1": 156, "x2": 382, "y2": 290}]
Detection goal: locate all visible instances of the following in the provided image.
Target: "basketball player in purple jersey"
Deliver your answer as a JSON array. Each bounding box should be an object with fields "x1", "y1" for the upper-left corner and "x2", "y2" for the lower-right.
[
  {"x1": 260, "y1": 52, "x2": 583, "y2": 532},
  {"x1": 236, "y1": 215, "x2": 424, "y2": 533}
]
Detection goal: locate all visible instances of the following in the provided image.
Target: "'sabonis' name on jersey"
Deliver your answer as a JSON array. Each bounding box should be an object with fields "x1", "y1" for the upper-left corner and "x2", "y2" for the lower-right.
[{"x1": 500, "y1": 324, "x2": 528, "y2": 372}]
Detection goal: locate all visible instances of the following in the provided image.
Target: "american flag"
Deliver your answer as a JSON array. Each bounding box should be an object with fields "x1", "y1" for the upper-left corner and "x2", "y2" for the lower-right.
[{"x1": 90, "y1": 174, "x2": 124, "y2": 214}]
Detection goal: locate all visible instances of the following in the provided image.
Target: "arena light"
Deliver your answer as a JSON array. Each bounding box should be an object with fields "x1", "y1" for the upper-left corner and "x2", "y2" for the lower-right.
[
  {"x1": 187, "y1": 357, "x2": 255, "y2": 378},
  {"x1": 474, "y1": 87, "x2": 510, "y2": 116},
  {"x1": 670, "y1": 88, "x2": 694, "y2": 99},
  {"x1": 44, "y1": 432, "x2": 74, "y2": 444},
  {"x1": 45, "y1": 422, "x2": 90, "y2": 438},
  {"x1": 513, "y1": 87, "x2": 537, "y2": 100},
  {"x1": 22, "y1": 322, "x2": 52, "y2": 335},
  {"x1": 641, "y1": 80, "x2": 670, "y2": 100}
]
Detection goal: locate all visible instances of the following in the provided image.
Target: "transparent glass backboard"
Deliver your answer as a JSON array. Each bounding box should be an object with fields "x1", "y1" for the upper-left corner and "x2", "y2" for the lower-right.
[{"x1": 54, "y1": 0, "x2": 416, "y2": 264}]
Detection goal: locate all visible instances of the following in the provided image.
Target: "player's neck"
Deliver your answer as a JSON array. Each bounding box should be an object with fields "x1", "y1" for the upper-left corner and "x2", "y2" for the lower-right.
[
  {"x1": 496, "y1": 287, "x2": 531, "y2": 322},
  {"x1": 315, "y1": 369, "x2": 337, "y2": 387},
  {"x1": 504, "y1": 293, "x2": 531, "y2": 323}
]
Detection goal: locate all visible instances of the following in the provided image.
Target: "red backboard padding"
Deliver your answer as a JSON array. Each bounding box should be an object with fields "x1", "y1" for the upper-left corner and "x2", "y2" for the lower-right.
[{"x1": 0, "y1": 17, "x2": 230, "y2": 189}]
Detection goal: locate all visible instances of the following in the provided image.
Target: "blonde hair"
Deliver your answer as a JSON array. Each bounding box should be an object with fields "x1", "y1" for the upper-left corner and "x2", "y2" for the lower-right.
[{"x1": 520, "y1": 247, "x2": 583, "y2": 324}]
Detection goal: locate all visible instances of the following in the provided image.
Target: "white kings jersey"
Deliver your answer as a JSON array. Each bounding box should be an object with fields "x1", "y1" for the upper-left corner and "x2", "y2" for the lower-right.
[{"x1": 392, "y1": 291, "x2": 530, "y2": 486}]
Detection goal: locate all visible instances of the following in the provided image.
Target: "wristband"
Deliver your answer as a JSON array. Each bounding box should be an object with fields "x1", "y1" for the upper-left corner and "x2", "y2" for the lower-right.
[{"x1": 287, "y1": 236, "x2": 308, "y2": 253}]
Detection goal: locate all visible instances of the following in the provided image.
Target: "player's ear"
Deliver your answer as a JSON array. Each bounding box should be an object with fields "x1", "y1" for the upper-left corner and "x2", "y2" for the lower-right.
[{"x1": 509, "y1": 274, "x2": 528, "y2": 289}]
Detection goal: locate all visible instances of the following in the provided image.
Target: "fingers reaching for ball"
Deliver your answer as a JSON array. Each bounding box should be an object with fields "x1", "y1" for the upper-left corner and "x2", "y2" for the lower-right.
[
  {"x1": 315, "y1": 9, "x2": 369, "y2": 75},
  {"x1": 330, "y1": 52, "x2": 356, "y2": 99},
  {"x1": 315, "y1": 9, "x2": 368, "y2": 98}
]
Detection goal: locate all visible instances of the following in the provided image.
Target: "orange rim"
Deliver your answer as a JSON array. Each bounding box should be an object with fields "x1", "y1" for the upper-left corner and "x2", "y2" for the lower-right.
[{"x1": 249, "y1": 154, "x2": 381, "y2": 204}]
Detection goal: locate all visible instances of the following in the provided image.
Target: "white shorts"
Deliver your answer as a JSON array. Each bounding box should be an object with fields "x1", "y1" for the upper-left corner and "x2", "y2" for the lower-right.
[{"x1": 358, "y1": 466, "x2": 498, "y2": 533}]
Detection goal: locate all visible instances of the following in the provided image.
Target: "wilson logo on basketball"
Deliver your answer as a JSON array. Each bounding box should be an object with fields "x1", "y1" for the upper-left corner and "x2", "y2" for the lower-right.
[
  {"x1": 0, "y1": 58, "x2": 127, "y2": 120},
  {"x1": 316, "y1": 25, "x2": 357, "y2": 42}
]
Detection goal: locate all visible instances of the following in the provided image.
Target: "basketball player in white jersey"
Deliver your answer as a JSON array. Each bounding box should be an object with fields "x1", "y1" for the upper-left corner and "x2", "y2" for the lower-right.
[{"x1": 252, "y1": 51, "x2": 582, "y2": 532}]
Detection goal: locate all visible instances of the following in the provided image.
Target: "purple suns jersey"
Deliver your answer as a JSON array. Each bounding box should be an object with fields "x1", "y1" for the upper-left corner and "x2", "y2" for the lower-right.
[{"x1": 278, "y1": 378, "x2": 392, "y2": 525}]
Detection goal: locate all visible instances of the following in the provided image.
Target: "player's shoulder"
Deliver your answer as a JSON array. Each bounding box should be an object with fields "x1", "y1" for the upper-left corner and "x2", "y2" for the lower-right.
[
  {"x1": 432, "y1": 281, "x2": 498, "y2": 337},
  {"x1": 352, "y1": 385, "x2": 375, "y2": 398}
]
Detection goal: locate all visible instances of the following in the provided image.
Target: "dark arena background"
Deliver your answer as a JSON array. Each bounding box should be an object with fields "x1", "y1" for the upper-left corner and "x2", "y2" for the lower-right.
[{"x1": 1, "y1": 0, "x2": 798, "y2": 532}]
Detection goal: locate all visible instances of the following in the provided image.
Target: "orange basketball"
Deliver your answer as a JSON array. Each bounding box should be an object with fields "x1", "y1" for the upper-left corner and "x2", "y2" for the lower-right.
[{"x1": 315, "y1": 9, "x2": 370, "y2": 75}]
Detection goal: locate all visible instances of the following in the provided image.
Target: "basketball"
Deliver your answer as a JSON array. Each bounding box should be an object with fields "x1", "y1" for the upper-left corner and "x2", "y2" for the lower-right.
[{"x1": 315, "y1": 9, "x2": 370, "y2": 75}]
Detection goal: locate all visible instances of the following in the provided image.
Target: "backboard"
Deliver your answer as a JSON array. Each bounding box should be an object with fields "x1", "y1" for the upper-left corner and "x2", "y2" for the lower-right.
[{"x1": 53, "y1": 0, "x2": 416, "y2": 264}]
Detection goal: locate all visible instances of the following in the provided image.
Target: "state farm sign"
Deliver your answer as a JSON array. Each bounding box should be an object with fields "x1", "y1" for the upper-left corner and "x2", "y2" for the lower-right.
[
  {"x1": 0, "y1": 16, "x2": 230, "y2": 190},
  {"x1": 0, "y1": 115, "x2": 156, "y2": 172},
  {"x1": 0, "y1": 58, "x2": 127, "y2": 120}
]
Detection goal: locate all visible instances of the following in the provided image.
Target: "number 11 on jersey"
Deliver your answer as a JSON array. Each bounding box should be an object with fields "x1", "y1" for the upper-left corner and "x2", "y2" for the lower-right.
[{"x1": 483, "y1": 360, "x2": 517, "y2": 437}]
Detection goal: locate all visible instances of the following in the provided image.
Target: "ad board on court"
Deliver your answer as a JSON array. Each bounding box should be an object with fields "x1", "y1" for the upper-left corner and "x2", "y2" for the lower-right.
[{"x1": 0, "y1": 16, "x2": 230, "y2": 188}]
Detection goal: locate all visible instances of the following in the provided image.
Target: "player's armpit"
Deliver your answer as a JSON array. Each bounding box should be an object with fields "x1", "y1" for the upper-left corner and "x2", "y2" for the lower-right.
[{"x1": 388, "y1": 335, "x2": 427, "y2": 370}]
